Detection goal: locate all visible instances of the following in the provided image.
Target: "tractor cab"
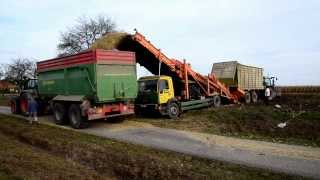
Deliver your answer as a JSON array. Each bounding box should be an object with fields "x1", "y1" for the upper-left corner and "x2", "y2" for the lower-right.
[
  {"x1": 23, "y1": 79, "x2": 38, "y2": 90},
  {"x1": 20, "y1": 78, "x2": 38, "y2": 96},
  {"x1": 263, "y1": 76, "x2": 277, "y2": 88},
  {"x1": 263, "y1": 76, "x2": 280, "y2": 99}
]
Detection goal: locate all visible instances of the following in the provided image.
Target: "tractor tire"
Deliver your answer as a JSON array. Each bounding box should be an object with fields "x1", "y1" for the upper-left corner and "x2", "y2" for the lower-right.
[
  {"x1": 167, "y1": 102, "x2": 180, "y2": 119},
  {"x1": 244, "y1": 92, "x2": 251, "y2": 104},
  {"x1": 19, "y1": 93, "x2": 29, "y2": 116},
  {"x1": 251, "y1": 91, "x2": 258, "y2": 103},
  {"x1": 212, "y1": 95, "x2": 221, "y2": 107},
  {"x1": 53, "y1": 103, "x2": 67, "y2": 125},
  {"x1": 68, "y1": 104, "x2": 89, "y2": 129},
  {"x1": 10, "y1": 98, "x2": 20, "y2": 114}
]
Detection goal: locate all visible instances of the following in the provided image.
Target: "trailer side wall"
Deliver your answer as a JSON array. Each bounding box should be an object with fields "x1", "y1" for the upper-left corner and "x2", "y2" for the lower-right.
[
  {"x1": 37, "y1": 49, "x2": 137, "y2": 103},
  {"x1": 237, "y1": 64, "x2": 264, "y2": 90},
  {"x1": 211, "y1": 61, "x2": 264, "y2": 91}
]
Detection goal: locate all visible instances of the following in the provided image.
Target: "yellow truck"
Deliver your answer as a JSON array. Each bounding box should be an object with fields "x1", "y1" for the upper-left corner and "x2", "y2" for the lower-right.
[{"x1": 135, "y1": 75, "x2": 220, "y2": 118}]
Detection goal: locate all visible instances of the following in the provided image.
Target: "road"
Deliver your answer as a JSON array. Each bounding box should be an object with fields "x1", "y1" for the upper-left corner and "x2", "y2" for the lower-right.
[{"x1": 0, "y1": 106, "x2": 319, "y2": 179}]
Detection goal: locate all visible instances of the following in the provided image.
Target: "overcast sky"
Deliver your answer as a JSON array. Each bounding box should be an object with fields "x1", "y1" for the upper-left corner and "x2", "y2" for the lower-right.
[{"x1": 0, "y1": 0, "x2": 319, "y2": 85}]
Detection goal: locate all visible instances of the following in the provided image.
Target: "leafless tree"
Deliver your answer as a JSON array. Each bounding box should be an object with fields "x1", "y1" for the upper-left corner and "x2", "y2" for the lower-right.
[
  {"x1": 57, "y1": 15, "x2": 116, "y2": 56},
  {"x1": 0, "y1": 67, "x2": 4, "y2": 80},
  {"x1": 3, "y1": 58, "x2": 36, "y2": 89}
]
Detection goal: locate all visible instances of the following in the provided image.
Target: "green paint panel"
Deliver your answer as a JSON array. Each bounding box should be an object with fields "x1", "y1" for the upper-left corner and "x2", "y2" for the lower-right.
[
  {"x1": 38, "y1": 64, "x2": 96, "y2": 97},
  {"x1": 96, "y1": 64, "x2": 137, "y2": 102},
  {"x1": 38, "y1": 63, "x2": 137, "y2": 103}
]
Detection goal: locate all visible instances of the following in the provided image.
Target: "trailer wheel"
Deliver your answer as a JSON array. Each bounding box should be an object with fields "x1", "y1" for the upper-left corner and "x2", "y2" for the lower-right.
[
  {"x1": 69, "y1": 104, "x2": 89, "y2": 129},
  {"x1": 167, "y1": 102, "x2": 180, "y2": 119},
  {"x1": 244, "y1": 92, "x2": 251, "y2": 104},
  {"x1": 53, "y1": 103, "x2": 67, "y2": 125},
  {"x1": 213, "y1": 95, "x2": 221, "y2": 107},
  {"x1": 251, "y1": 91, "x2": 258, "y2": 103}
]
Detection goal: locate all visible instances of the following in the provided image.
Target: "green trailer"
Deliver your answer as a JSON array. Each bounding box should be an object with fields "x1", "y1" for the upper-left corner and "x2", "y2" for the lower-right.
[{"x1": 11, "y1": 49, "x2": 137, "y2": 129}]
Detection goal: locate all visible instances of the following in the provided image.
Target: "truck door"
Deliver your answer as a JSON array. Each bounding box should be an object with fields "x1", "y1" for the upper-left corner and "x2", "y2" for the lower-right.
[{"x1": 158, "y1": 79, "x2": 172, "y2": 104}]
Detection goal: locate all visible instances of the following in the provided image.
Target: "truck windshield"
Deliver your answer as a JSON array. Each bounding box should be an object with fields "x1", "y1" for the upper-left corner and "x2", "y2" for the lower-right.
[{"x1": 138, "y1": 80, "x2": 158, "y2": 92}]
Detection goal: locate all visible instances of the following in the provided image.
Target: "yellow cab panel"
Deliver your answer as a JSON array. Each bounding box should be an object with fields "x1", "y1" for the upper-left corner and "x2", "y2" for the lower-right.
[{"x1": 158, "y1": 76, "x2": 174, "y2": 104}]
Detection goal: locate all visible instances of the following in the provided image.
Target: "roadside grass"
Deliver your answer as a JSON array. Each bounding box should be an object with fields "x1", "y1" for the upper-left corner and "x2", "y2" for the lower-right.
[
  {"x1": 0, "y1": 114, "x2": 302, "y2": 180},
  {"x1": 0, "y1": 168, "x2": 21, "y2": 180},
  {"x1": 0, "y1": 132, "x2": 104, "y2": 180},
  {"x1": 0, "y1": 95, "x2": 10, "y2": 106},
  {"x1": 133, "y1": 101, "x2": 320, "y2": 147}
]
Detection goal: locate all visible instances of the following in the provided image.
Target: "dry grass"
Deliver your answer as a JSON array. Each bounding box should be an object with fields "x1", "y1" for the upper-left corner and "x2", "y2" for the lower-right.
[
  {"x1": 90, "y1": 32, "x2": 130, "y2": 50},
  {"x1": 0, "y1": 114, "x2": 301, "y2": 180},
  {"x1": 0, "y1": 132, "x2": 106, "y2": 180}
]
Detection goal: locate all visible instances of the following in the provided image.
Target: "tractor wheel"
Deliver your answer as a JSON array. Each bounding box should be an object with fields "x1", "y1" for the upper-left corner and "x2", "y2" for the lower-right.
[
  {"x1": 68, "y1": 104, "x2": 89, "y2": 129},
  {"x1": 10, "y1": 98, "x2": 20, "y2": 114},
  {"x1": 19, "y1": 93, "x2": 29, "y2": 116},
  {"x1": 212, "y1": 95, "x2": 221, "y2": 107},
  {"x1": 251, "y1": 91, "x2": 258, "y2": 103},
  {"x1": 167, "y1": 102, "x2": 180, "y2": 119},
  {"x1": 53, "y1": 103, "x2": 67, "y2": 125},
  {"x1": 244, "y1": 92, "x2": 251, "y2": 104}
]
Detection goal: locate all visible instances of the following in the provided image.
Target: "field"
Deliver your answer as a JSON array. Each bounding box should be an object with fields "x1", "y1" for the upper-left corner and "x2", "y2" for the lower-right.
[
  {"x1": 0, "y1": 115, "x2": 303, "y2": 180},
  {"x1": 132, "y1": 94, "x2": 320, "y2": 147}
]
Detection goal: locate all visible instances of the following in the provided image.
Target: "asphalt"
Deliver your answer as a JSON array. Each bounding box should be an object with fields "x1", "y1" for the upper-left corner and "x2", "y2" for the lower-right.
[{"x1": 0, "y1": 106, "x2": 319, "y2": 179}]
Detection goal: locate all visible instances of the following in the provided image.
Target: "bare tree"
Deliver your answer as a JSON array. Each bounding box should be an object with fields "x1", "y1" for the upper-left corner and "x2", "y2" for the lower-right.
[
  {"x1": 4, "y1": 58, "x2": 36, "y2": 89},
  {"x1": 0, "y1": 67, "x2": 4, "y2": 80},
  {"x1": 57, "y1": 15, "x2": 116, "y2": 56}
]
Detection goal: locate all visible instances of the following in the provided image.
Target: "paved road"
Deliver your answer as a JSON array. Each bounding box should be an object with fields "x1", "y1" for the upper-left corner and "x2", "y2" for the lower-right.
[{"x1": 0, "y1": 106, "x2": 319, "y2": 179}]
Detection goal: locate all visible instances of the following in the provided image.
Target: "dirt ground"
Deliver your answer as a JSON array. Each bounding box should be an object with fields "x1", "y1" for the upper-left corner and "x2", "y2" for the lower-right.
[
  {"x1": 0, "y1": 115, "x2": 302, "y2": 180},
  {"x1": 132, "y1": 95, "x2": 320, "y2": 147}
]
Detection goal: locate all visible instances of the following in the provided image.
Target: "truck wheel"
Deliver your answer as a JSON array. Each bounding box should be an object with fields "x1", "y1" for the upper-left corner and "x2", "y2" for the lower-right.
[
  {"x1": 69, "y1": 104, "x2": 89, "y2": 129},
  {"x1": 53, "y1": 103, "x2": 67, "y2": 125},
  {"x1": 167, "y1": 102, "x2": 180, "y2": 119},
  {"x1": 213, "y1": 95, "x2": 221, "y2": 107},
  {"x1": 244, "y1": 92, "x2": 251, "y2": 104},
  {"x1": 251, "y1": 91, "x2": 258, "y2": 103}
]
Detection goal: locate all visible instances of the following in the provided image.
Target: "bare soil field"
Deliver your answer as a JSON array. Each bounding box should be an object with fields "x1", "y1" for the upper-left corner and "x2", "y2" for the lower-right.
[
  {"x1": 132, "y1": 95, "x2": 320, "y2": 147},
  {"x1": 0, "y1": 114, "x2": 302, "y2": 180}
]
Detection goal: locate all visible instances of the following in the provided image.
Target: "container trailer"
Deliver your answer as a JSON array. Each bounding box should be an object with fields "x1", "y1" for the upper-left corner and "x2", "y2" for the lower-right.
[
  {"x1": 10, "y1": 49, "x2": 137, "y2": 128},
  {"x1": 211, "y1": 61, "x2": 279, "y2": 103}
]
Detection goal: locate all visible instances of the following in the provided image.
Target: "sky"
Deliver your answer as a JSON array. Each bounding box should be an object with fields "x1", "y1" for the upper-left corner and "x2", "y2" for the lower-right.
[{"x1": 0, "y1": 0, "x2": 320, "y2": 85}]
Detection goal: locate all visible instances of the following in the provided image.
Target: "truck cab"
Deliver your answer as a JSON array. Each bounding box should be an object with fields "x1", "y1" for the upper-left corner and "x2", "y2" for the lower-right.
[{"x1": 135, "y1": 75, "x2": 179, "y2": 118}]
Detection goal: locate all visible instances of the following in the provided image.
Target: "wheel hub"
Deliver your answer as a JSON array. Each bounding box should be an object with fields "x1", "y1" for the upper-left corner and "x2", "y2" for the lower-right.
[{"x1": 170, "y1": 106, "x2": 178, "y2": 115}]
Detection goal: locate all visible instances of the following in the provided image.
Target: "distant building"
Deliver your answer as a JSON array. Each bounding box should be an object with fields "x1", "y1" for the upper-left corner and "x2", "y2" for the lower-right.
[{"x1": 0, "y1": 80, "x2": 17, "y2": 93}]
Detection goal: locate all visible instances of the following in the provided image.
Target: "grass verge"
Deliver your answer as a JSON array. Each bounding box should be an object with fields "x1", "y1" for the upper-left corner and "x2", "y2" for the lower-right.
[
  {"x1": 0, "y1": 114, "x2": 303, "y2": 180},
  {"x1": 0, "y1": 95, "x2": 10, "y2": 106}
]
